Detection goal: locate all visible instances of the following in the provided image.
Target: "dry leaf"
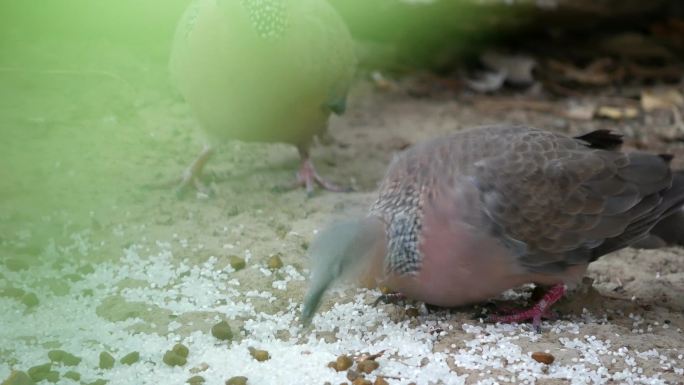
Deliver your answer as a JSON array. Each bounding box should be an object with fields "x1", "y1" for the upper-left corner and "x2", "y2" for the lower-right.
[
  {"x1": 464, "y1": 70, "x2": 507, "y2": 93},
  {"x1": 480, "y1": 51, "x2": 536, "y2": 86},
  {"x1": 641, "y1": 89, "x2": 684, "y2": 112},
  {"x1": 597, "y1": 106, "x2": 639, "y2": 120},
  {"x1": 546, "y1": 59, "x2": 617, "y2": 86},
  {"x1": 564, "y1": 104, "x2": 596, "y2": 120}
]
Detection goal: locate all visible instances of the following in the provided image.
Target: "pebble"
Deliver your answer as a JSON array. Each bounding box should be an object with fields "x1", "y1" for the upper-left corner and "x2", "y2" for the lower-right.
[
  {"x1": 1, "y1": 370, "x2": 33, "y2": 385},
  {"x1": 48, "y1": 350, "x2": 81, "y2": 366},
  {"x1": 405, "y1": 307, "x2": 420, "y2": 318},
  {"x1": 99, "y1": 352, "x2": 115, "y2": 369},
  {"x1": 374, "y1": 377, "x2": 389, "y2": 385},
  {"x1": 225, "y1": 376, "x2": 248, "y2": 385},
  {"x1": 352, "y1": 379, "x2": 372, "y2": 385},
  {"x1": 333, "y1": 355, "x2": 353, "y2": 371},
  {"x1": 27, "y1": 363, "x2": 51, "y2": 382},
  {"x1": 266, "y1": 254, "x2": 283, "y2": 269},
  {"x1": 531, "y1": 351, "x2": 555, "y2": 365},
  {"x1": 172, "y1": 343, "x2": 190, "y2": 358},
  {"x1": 211, "y1": 321, "x2": 233, "y2": 341},
  {"x1": 187, "y1": 375, "x2": 205, "y2": 385},
  {"x1": 346, "y1": 369, "x2": 362, "y2": 381},
  {"x1": 43, "y1": 372, "x2": 59, "y2": 383},
  {"x1": 357, "y1": 360, "x2": 380, "y2": 374},
  {"x1": 163, "y1": 350, "x2": 187, "y2": 366},
  {"x1": 229, "y1": 256, "x2": 246, "y2": 271},
  {"x1": 248, "y1": 347, "x2": 270, "y2": 362},
  {"x1": 64, "y1": 371, "x2": 80, "y2": 381},
  {"x1": 21, "y1": 293, "x2": 39, "y2": 308},
  {"x1": 120, "y1": 351, "x2": 140, "y2": 365}
]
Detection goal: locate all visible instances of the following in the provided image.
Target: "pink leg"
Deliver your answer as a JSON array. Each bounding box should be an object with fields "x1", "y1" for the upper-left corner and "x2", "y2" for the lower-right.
[
  {"x1": 294, "y1": 145, "x2": 349, "y2": 196},
  {"x1": 488, "y1": 284, "x2": 566, "y2": 332},
  {"x1": 176, "y1": 145, "x2": 214, "y2": 197}
]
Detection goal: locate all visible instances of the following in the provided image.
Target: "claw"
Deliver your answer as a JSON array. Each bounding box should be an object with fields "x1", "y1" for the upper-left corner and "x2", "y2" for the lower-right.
[
  {"x1": 486, "y1": 284, "x2": 566, "y2": 333},
  {"x1": 372, "y1": 292, "x2": 407, "y2": 307}
]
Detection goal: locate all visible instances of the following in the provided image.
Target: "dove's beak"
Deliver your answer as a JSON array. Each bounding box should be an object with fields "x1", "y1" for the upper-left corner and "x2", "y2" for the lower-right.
[{"x1": 301, "y1": 275, "x2": 333, "y2": 326}]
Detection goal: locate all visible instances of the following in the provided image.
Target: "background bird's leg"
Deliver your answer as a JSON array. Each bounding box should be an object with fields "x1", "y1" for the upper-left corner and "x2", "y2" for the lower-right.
[
  {"x1": 176, "y1": 144, "x2": 214, "y2": 197},
  {"x1": 296, "y1": 144, "x2": 348, "y2": 195},
  {"x1": 487, "y1": 284, "x2": 566, "y2": 333}
]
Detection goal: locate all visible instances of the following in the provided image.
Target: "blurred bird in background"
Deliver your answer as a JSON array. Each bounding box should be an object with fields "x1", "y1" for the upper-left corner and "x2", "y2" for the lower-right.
[
  {"x1": 302, "y1": 125, "x2": 684, "y2": 331},
  {"x1": 170, "y1": 0, "x2": 356, "y2": 196}
]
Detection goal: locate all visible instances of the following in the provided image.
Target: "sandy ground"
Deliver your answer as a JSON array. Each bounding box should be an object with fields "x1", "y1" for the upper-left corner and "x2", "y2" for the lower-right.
[{"x1": 1, "y1": 41, "x2": 684, "y2": 385}]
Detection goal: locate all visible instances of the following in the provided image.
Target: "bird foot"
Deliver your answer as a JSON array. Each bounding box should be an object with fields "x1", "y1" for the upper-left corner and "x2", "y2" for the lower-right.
[
  {"x1": 176, "y1": 174, "x2": 214, "y2": 199},
  {"x1": 373, "y1": 292, "x2": 407, "y2": 307},
  {"x1": 175, "y1": 145, "x2": 215, "y2": 199},
  {"x1": 486, "y1": 284, "x2": 566, "y2": 333},
  {"x1": 275, "y1": 157, "x2": 350, "y2": 196},
  {"x1": 298, "y1": 158, "x2": 350, "y2": 196}
]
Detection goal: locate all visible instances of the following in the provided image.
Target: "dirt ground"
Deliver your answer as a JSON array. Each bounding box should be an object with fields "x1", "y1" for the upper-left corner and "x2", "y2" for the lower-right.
[{"x1": 1, "y1": 39, "x2": 684, "y2": 384}]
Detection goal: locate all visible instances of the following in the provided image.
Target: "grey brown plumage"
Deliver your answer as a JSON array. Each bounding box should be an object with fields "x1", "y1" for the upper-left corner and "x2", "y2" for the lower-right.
[{"x1": 371, "y1": 125, "x2": 682, "y2": 274}]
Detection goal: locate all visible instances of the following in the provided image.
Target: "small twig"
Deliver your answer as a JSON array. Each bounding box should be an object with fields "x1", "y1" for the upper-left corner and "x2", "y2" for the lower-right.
[
  {"x1": 355, "y1": 349, "x2": 386, "y2": 362},
  {"x1": 376, "y1": 374, "x2": 402, "y2": 380}
]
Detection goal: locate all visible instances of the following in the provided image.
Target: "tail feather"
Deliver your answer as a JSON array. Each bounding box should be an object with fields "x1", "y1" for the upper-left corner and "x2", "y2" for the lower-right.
[
  {"x1": 647, "y1": 170, "x2": 684, "y2": 246},
  {"x1": 594, "y1": 170, "x2": 684, "y2": 255}
]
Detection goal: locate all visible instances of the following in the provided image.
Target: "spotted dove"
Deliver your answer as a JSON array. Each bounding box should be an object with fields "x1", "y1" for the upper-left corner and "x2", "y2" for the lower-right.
[
  {"x1": 170, "y1": 0, "x2": 356, "y2": 195},
  {"x1": 302, "y1": 125, "x2": 684, "y2": 330}
]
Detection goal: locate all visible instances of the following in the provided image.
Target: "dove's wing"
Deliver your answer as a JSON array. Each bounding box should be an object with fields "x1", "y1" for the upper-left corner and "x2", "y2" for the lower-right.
[{"x1": 469, "y1": 127, "x2": 677, "y2": 273}]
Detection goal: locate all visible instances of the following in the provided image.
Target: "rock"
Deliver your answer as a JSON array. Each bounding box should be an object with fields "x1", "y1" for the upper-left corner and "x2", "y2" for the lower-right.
[
  {"x1": 1, "y1": 370, "x2": 34, "y2": 385},
  {"x1": 172, "y1": 343, "x2": 190, "y2": 358},
  {"x1": 374, "y1": 377, "x2": 389, "y2": 385},
  {"x1": 334, "y1": 355, "x2": 353, "y2": 371},
  {"x1": 99, "y1": 351, "x2": 115, "y2": 369},
  {"x1": 346, "y1": 369, "x2": 362, "y2": 381},
  {"x1": 225, "y1": 376, "x2": 248, "y2": 385},
  {"x1": 531, "y1": 351, "x2": 555, "y2": 365},
  {"x1": 163, "y1": 351, "x2": 187, "y2": 366},
  {"x1": 248, "y1": 347, "x2": 270, "y2": 362},
  {"x1": 266, "y1": 254, "x2": 283, "y2": 270},
  {"x1": 211, "y1": 321, "x2": 233, "y2": 341},
  {"x1": 357, "y1": 360, "x2": 379, "y2": 374},
  {"x1": 63, "y1": 371, "x2": 80, "y2": 381},
  {"x1": 47, "y1": 350, "x2": 81, "y2": 366},
  {"x1": 120, "y1": 351, "x2": 140, "y2": 365},
  {"x1": 187, "y1": 375, "x2": 205, "y2": 385},
  {"x1": 27, "y1": 363, "x2": 51, "y2": 382},
  {"x1": 229, "y1": 256, "x2": 246, "y2": 271},
  {"x1": 43, "y1": 372, "x2": 59, "y2": 383},
  {"x1": 352, "y1": 379, "x2": 372, "y2": 385},
  {"x1": 21, "y1": 293, "x2": 39, "y2": 308}
]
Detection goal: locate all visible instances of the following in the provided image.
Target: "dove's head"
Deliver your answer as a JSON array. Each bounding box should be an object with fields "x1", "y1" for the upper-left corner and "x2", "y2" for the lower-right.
[{"x1": 301, "y1": 217, "x2": 386, "y2": 325}]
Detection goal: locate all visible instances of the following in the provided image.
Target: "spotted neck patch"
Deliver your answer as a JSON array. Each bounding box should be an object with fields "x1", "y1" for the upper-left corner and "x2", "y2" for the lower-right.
[
  {"x1": 370, "y1": 182, "x2": 425, "y2": 276},
  {"x1": 240, "y1": 0, "x2": 289, "y2": 39}
]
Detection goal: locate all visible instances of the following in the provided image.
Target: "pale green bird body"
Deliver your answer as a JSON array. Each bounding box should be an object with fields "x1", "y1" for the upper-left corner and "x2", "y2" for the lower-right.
[{"x1": 170, "y1": 0, "x2": 356, "y2": 146}]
